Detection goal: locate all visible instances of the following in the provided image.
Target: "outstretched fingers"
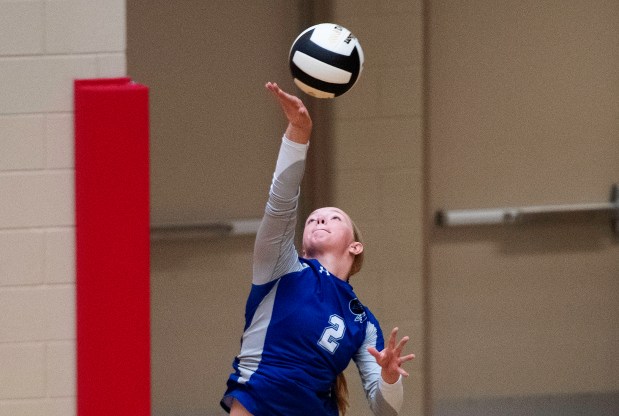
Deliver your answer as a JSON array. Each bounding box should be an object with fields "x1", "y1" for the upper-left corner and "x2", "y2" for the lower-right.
[
  {"x1": 388, "y1": 328, "x2": 410, "y2": 355},
  {"x1": 265, "y1": 82, "x2": 307, "y2": 114},
  {"x1": 398, "y1": 353, "x2": 416, "y2": 377},
  {"x1": 368, "y1": 327, "x2": 416, "y2": 380},
  {"x1": 265, "y1": 82, "x2": 307, "y2": 119},
  {"x1": 265, "y1": 81, "x2": 312, "y2": 143}
]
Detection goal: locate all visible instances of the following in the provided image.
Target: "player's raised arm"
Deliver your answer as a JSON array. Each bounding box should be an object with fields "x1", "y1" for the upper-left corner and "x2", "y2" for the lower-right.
[{"x1": 251, "y1": 83, "x2": 310, "y2": 286}]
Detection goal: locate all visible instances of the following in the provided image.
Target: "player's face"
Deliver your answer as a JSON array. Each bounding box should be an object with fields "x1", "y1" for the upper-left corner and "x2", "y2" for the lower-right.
[{"x1": 302, "y1": 207, "x2": 355, "y2": 257}]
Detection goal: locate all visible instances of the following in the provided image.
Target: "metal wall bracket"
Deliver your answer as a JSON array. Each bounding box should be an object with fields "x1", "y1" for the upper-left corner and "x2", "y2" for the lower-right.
[{"x1": 435, "y1": 184, "x2": 619, "y2": 237}]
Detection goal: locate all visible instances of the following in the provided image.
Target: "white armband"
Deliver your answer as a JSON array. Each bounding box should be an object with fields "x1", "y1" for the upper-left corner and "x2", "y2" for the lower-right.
[{"x1": 378, "y1": 375, "x2": 403, "y2": 412}]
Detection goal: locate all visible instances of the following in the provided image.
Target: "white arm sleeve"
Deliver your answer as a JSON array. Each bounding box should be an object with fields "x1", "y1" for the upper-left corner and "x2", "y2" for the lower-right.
[
  {"x1": 252, "y1": 136, "x2": 308, "y2": 285},
  {"x1": 354, "y1": 322, "x2": 404, "y2": 415}
]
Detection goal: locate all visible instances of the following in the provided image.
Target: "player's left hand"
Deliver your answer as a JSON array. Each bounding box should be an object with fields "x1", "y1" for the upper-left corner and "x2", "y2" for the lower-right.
[{"x1": 368, "y1": 327, "x2": 415, "y2": 384}]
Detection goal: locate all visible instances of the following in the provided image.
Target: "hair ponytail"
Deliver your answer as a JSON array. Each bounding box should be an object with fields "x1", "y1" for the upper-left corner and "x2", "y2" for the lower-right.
[{"x1": 335, "y1": 372, "x2": 349, "y2": 415}]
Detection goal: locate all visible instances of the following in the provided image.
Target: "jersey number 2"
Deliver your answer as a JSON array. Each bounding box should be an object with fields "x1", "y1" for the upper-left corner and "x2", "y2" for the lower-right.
[{"x1": 318, "y1": 314, "x2": 346, "y2": 354}]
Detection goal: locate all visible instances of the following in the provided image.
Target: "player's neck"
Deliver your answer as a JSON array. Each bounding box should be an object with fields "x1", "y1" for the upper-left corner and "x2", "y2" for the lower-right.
[{"x1": 312, "y1": 253, "x2": 352, "y2": 282}]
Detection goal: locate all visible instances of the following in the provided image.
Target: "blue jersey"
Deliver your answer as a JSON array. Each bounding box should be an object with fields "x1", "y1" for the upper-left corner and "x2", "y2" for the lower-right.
[{"x1": 222, "y1": 258, "x2": 385, "y2": 415}]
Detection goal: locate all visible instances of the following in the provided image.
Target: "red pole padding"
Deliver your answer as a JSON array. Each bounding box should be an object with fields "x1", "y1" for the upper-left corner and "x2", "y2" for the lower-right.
[{"x1": 75, "y1": 78, "x2": 150, "y2": 416}]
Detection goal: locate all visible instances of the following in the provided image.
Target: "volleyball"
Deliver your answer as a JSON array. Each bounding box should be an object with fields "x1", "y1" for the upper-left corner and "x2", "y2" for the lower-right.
[{"x1": 289, "y1": 23, "x2": 364, "y2": 99}]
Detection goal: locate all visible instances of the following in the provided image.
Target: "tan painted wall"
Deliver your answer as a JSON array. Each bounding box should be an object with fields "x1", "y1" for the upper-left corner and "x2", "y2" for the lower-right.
[
  {"x1": 426, "y1": 0, "x2": 618, "y2": 411},
  {"x1": 128, "y1": 1, "x2": 305, "y2": 226}
]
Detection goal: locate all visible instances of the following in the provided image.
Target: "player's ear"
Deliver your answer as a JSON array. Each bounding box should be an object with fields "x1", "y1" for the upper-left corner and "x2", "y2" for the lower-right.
[{"x1": 348, "y1": 241, "x2": 363, "y2": 256}]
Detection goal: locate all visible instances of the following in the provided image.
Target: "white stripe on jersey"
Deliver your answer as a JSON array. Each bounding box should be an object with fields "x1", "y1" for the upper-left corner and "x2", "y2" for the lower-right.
[{"x1": 236, "y1": 280, "x2": 280, "y2": 384}]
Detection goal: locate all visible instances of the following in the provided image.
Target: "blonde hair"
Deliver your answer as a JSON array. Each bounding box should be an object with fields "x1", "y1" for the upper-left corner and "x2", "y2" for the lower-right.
[
  {"x1": 335, "y1": 372, "x2": 349, "y2": 415},
  {"x1": 347, "y1": 219, "x2": 364, "y2": 278}
]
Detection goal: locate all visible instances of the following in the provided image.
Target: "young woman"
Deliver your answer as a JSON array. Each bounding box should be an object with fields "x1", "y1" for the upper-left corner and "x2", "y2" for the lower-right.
[{"x1": 221, "y1": 82, "x2": 414, "y2": 416}]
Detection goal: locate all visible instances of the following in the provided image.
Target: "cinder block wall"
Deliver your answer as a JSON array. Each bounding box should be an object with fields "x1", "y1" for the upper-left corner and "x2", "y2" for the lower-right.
[{"x1": 0, "y1": 1, "x2": 126, "y2": 414}]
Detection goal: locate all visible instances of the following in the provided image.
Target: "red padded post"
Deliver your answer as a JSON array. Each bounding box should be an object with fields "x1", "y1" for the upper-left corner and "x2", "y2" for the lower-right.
[{"x1": 75, "y1": 78, "x2": 150, "y2": 416}]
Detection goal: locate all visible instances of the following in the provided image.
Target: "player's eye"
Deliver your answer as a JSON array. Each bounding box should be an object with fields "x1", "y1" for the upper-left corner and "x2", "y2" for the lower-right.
[{"x1": 307, "y1": 218, "x2": 316, "y2": 224}]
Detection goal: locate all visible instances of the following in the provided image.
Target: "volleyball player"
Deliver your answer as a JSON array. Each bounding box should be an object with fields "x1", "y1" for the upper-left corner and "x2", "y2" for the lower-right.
[{"x1": 221, "y1": 82, "x2": 414, "y2": 416}]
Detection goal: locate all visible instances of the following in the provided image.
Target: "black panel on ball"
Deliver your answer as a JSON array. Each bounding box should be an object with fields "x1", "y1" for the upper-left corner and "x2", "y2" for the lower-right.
[{"x1": 289, "y1": 29, "x2": 361, "y2": 75}]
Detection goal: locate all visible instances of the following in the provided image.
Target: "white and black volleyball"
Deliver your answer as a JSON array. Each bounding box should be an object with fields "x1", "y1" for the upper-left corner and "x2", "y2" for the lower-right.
[{"x1": 289, "y1": 23, "x2": 364, "y2": 99}]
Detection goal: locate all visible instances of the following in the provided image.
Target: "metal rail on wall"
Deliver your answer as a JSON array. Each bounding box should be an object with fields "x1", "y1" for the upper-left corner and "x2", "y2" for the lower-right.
[
  {"x1": 150, "y1": 218, "x2": 262, "y2": 240},
  {"x1": 435, "y1": 184, "x2": 618, "y2": 236}
]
